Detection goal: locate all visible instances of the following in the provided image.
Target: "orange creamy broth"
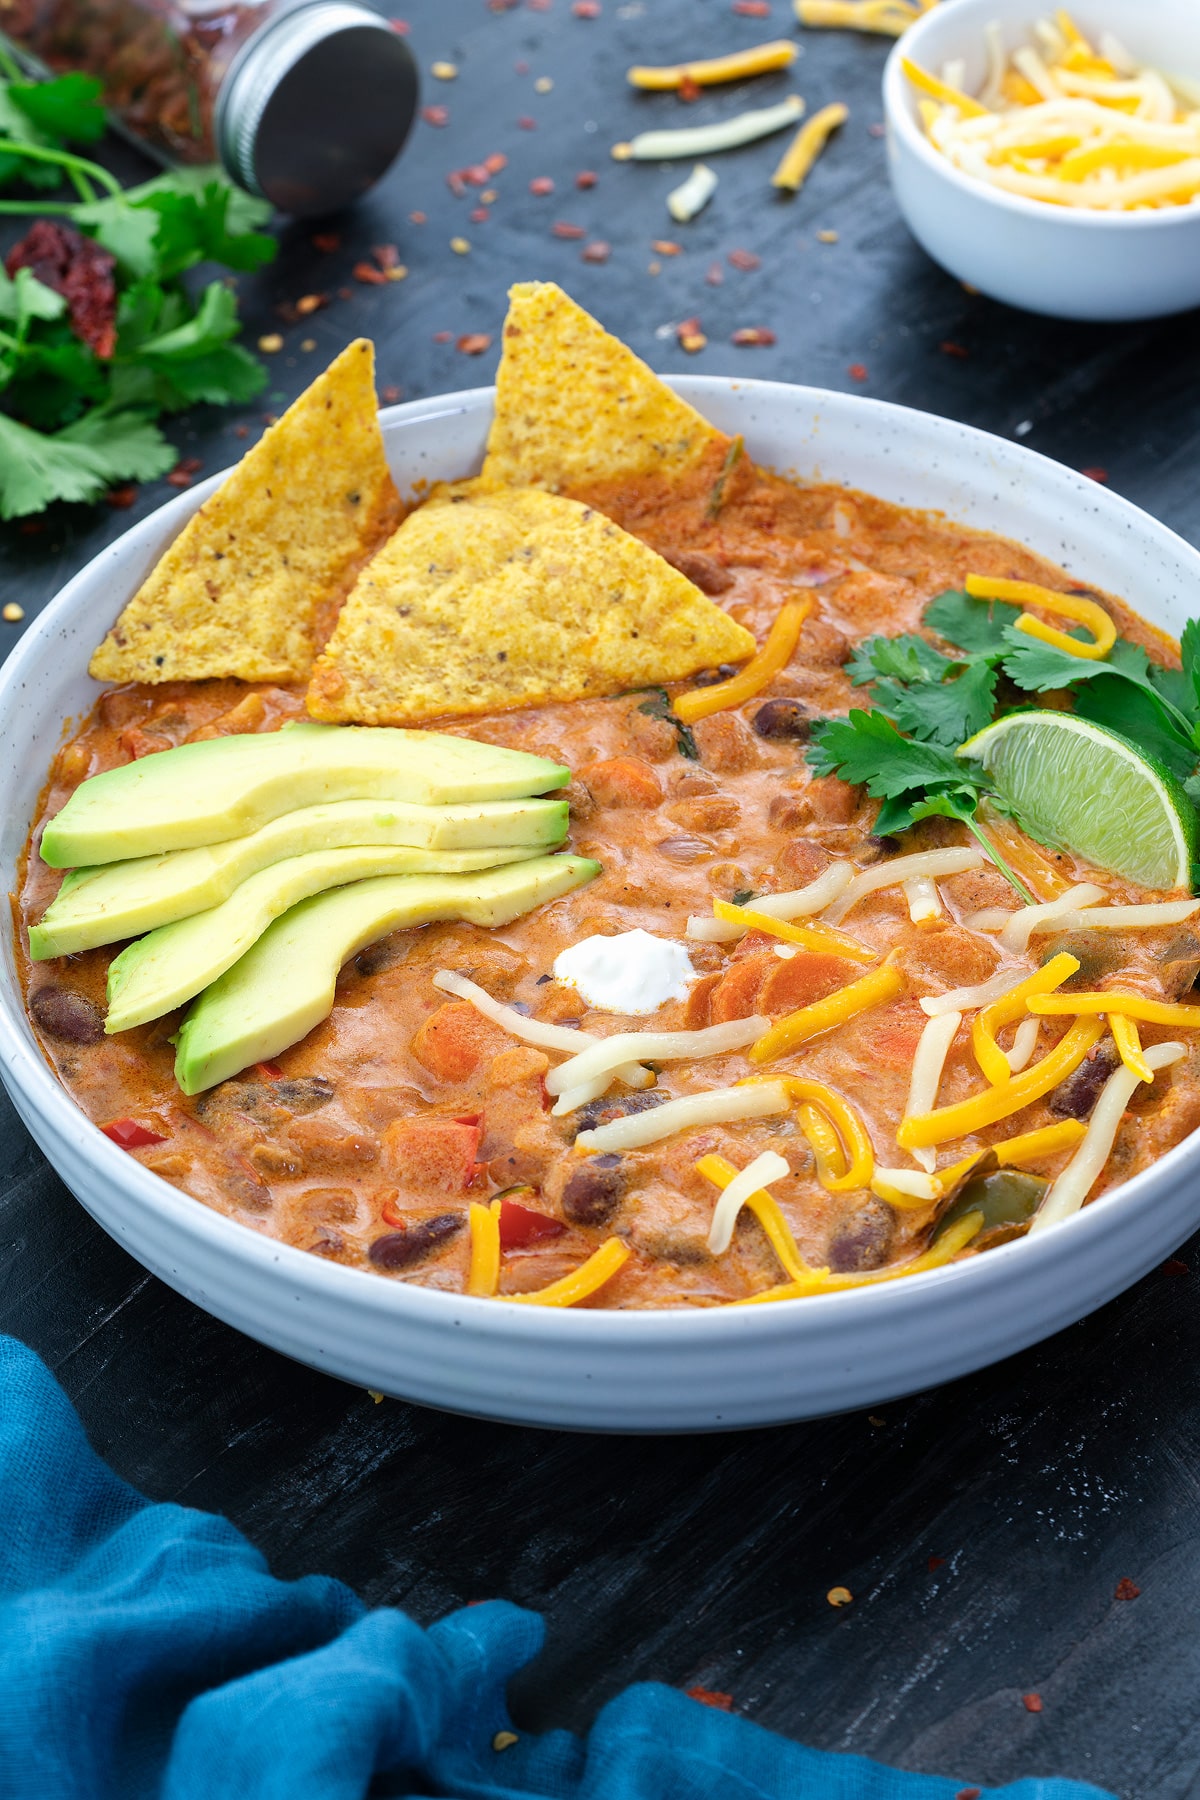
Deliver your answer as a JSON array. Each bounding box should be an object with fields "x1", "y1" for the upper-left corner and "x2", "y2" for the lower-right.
[{"x1": 15, "y1": 461, "x2": 1200, "y2": 1308}]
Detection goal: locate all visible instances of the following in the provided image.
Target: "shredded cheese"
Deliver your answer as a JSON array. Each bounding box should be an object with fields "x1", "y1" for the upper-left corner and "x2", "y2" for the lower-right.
[
  {"x1": 575, "y1": 1080, "x2": 790, "y2": 1154},
  {"x1": 822, "y1": 846, "x2": 983, "y2": 925},
  {"x1": 687, "y1": 862, "x2": 854, "y2": 943},
  {"x1": 1023, "y1": 899, "x2": 1200, "y2": 934},
  {"x1": 748, "y1": 1073, "x2": 875, "y2": 1190},
  {"x1": 902, "y1": 875, "x2": 942, "y2": 924},
  {"x1": 1030, "y1": 1041, "x2": 1186, "y2": 1233},
  {"x1": 629, "y1": 41, "x2": 798, "y2": 89},
  {"x1": 747, "y1": 958, "x2": 904, "y2": 1063},
  {"x1": 619, "y1": 95, "x2": 806, "y2": 161},
  {"x1": 972, "y1": 950, "x2": 1080, "y2": 1086},
  {"x1": 922, "y1": 964, "x2": 1036, "y2": 1017},
  {"x1": 871, "y1": 1167, "x2": 941, "y2": 1203},
  {"x1": 697, "y1": 1150, "x2": 792, "y2": 1254},
  {"x1": 897, "y1": 1016, "x2": 1105, "y2": 1149},
  {"x1": 1005, "y1": 1015, "x2": 1042, "y2": 1073},
  {"x1": 667, "y1": 163, "x2": 718, "y2": 222},
  {"x1": 695, "y1": 1152, "x2": 810, "y2": 1278},
  {"x1": 996, "y1": 883, "x2": 1106, "y2": 952},
  {"x1": 965, "y1": 574, "x2": 1116, "y2": 660},
  {"x1": 929, "y1": 1117, "x2": 1088, "y2": 1193},
  {"x1": 507, "y1": 1238, "x2": 631, "y2": 1305},
  {"x1": 432, "y1": 968, "x2": 652, "y2": 1092},
  {"x1": 674, "y1": 597, "x2": 811, "y2": 725},
  {"x1": 711, "y1": 898, "x2": 875, "y2": 961},
  {"x1": 466, "y1": 1200, "x2": 501, "y2": 1297},
  {"x1": 796, "y1": 0, "x2": 926, "y2": 35},
  {"x1": 1110, "y1": 1012, "x2": 1153, "y2": 1083},
  {"x1": 1029, "y1": 992, "x2": 1200, "y2": 1029},
  {"x1": 902, "y1": 55, "x2": 990, "y2": 117},
  {"x1": 772, "y1": 101, "x2": 850, "y2": 191},
  {"x1": 730, "y1": 1210, "x2": 984, "y2": 1304},
  {"x1": 904, "y1": 1010, "x2": 961, "y2": 1171},
  {"x1": 544, "y1": 1015, "x2": 769, "y2": 1099}
]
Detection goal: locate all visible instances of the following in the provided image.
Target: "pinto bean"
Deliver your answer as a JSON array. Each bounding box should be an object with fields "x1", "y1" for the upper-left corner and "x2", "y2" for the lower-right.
[
  {"x1": 693, "y1": 713, "x2": 761, "y2": 775},
  {"x1": 768, "y1": 793, "x2": 813, "y2": 833},
  {"x1": 827, "y1": 1201, "x2": 893, "y2": 1272},
  {"x1": 368, "y1": 1214, "x2": 464, "y2": 1269},
  {"x1": 753, "y1": 698, "x2": 812, "y2": 741},
  {"x1": 562, "y1": 1155, "x2": 625, "y2": 1225},
  {"x1": 667, "y1": 795, "x2": 740, "y2": 833},
  {"x1": 672, "y1": 768, "x2": 718, "y2": 797},
  {"x1": 274, "y1": 1076, "x2": 335, "y2": 1113},
  {"x1": 797, "y1": 617, "x2": 851, "y2": 667},
  {"x1": 806, "y1": 775, "x2": 859, "y2": 825},
  {"x1": 573, "y1": 1091, "x2": 670, "y2": 1135},
  {"x1": 663, "y1": 550, "x2": 735, "y2": 594},
  {"x1": 28, "y1": 987, "x2": 105, "y2": 1045},
  {"x1": 657, "y1": 835, "x2": 713, "y2": 864},
  {"x1": 627, "y1": 709, "x2": 677, "y2": 763},
  {"x1": 1048, "y1": 1044, "x2": 1120, "y2": 1120},
  {"x1": 564, "y1": 777, "x2": 596, "y2": 823},
  {"x1": 776, "y1": 839, "x2": 832, "y2": 887},
  {"x1": 579, "y1": 756, "x2": 663, "y2": 809}
]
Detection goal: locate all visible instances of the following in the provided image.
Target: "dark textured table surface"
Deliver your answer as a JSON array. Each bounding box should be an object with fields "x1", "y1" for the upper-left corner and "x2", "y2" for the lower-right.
[{"x1": 4, "y1": 3, "x2": 1200, "y2": 1794}]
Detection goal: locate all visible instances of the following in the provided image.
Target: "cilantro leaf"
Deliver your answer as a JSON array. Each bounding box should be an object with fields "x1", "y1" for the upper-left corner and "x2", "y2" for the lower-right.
[
  {"x1": 808, "y1": 708, "x2": 972, "y2": 794},
  {"x1": 0, "y1": 263, "x2": 66, "y2": 335},
  {"x1": 847, "y1": 632, "x2": 955, "y2": 688},
  {"x1": 0, "y1": 406, "x2": 175, "y2": 518},
  {"x1": 1072, "y1": 679, "x2": 1200, "y2": 780},
  {"x1": 1000, "y1": 626, "x2": 1200, "y2": 765},
  {"x1": 0, "y1": 86, "x2": 64, "y2": 191},
  {"x1": 887, "y1": 657, "x2": 999, "y2": 747},
  {"x1": 924, "y1": 588, "x2": 1021, "y2": 656},
  {"x1": 8, "y1": 74, "x2": 106, "y2": 145}
]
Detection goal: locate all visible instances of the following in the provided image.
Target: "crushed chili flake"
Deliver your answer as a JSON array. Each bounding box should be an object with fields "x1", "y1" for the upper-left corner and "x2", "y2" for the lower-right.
[
  {"x1": 518, "y1": 115, "x2": 538, "y2": 130},
  {"x1": 421, "y1": 105, "x2": 449, "y2": 126},
  {"x1": 295, "y1": 293, "x2": 327, "y2": 316},
  {"x1": 6, "y1": 220, "x2": 117, "y2": 359},
  {"x1": 572, "y1": 0, "x2": 601, "y2": 14},
  {"x1": 652, "y1": 239, "x2": 683, "y2": 255},
  {"x1": 457, "y1": 332, "x2": 493, "y2": 354},
  {"x1": 848, "y1": 362, "x2": 868, "y2": 381},
  {"x1": 678, "y1": 74, "x2": 701, "y2": 102},
  {"x1": 372, "y1": 242, "x2": 401, "y2": 271},
  {"x1": 686, "y1": 1686, "x2": 733, "y2": 1710},
  {"x1": 410, "y1": 210, "x2": 427, "y2": 224},
  {"x1": 1114, "y1": 1578, "x2": 1141, "y2": 1600},
  {"x1": 728, "y1": 247, "x2": 761, "y2": 271},
  {"x1": 256, "y1": 1061, "x2": 285, "y2": 1081},
  {"x1": 447, "y1": 170, "x2": 468, "y2": 197},
  {"x1": 530, "y1": 176, "x2": 555, "y2": 194},
  {"x1": 731, "y1": 326, "x2": 775, "y2": 346},
  {"x1": 353, "y1": 261, "x2": 388, "y2": 285},
  {"x1": 706, "y1": 261, "x2": 724, "y2": 286},
  {"x1": 233, "y1": 424, "x2": 249, "y2": 439},
  {"x1": 433, "y1": 330, "x2": 454, "y2": 343},
  {"x1": 677, "y1": 315, "x2": 702, "y2": 338},
  {"x1": 581, "y1": 240, "x2": 611, "y2": 262},
  {"x1": 1162, "y1": 1257, "x2": 1190, "y2": 1275},
  {"x1": 552, "y1": 220, "x2": 586, "y2": 238},
  {"x1": 869, "y1": 121, "x2": 886, "y2": 137},
  {"x1": 940, "y1": 340, "x2": 968, "y2": 357},
  {"x1": 732, "y1": 0, "x2": 771, "y2": 12},
  {"x1": 390, "y1": 17, "x2": 410, "y2": 31},
  {"x1": 928, "y1": 1555, "x2": 946, "y2": 1572},
  {"x1": 311, "y1": 231, "x2": 340, "y2": 252},
  {"x1": 337, "y1": 286, "x2": 353, "y2": 301},
  {"x1": 515, "y1": 58, "x2": 530, "y2": 73},
  {"x1": 1022, "y1": 1693, "x2": 1043, "y2": 1714},
  {"x1": 485, "y1": 152, "x2": 508, "y2": 174},
  {"x1": 956, "y1": 1790, "x2": 982, "y2": 1800},
  {"x1": 576, "y1": 169, "x2": 598, "y2": 188},
  {"x1": 166, "y1": 456, "x2": 202, "y2": 489},
  {"x1": 462, "y1": 163, "x2": 492, "y2": 185},
  {"x1": 381, "y1": 385, "x2": 402, "y2": 404},
  {"x1": 105, "y1": 484, "x2": 138, "y2": 508},
  {"x1": 470, "y1": 207, "x2": 490, "y2": 223},
  {"x1": 1082, "y1": 466, "x2": 1109, "y2": 482}
]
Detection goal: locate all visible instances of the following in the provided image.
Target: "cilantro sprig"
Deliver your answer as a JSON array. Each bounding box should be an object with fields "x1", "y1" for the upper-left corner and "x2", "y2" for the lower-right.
[{"x1": 0, "y1": 59, "x2": 276, "y2": 518}]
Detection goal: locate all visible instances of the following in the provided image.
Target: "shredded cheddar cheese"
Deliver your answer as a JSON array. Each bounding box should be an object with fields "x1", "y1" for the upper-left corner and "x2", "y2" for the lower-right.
[
  {"x1": 695, "y1": 1152, "x2": 807, "y2": 1273},
  {"x1": 748, "y1": 958, "x2": 904, "y2": 1064},
  {"x1": 730, "y1": 1210, "x2": 983, "y2": 1304},
  {"x1": 466, "y1": 1200, "x2": 501, "y2": 1297},
  {"x1": 972, "y1": 951, "x2": 1080, "y2": 1086},
  {"x1": 901, "y1": 56, "x2": 990, "y2": 117},
  {"x1": 772, "y1": 102, "x2": 850, "y2": 192},
  {"x1": 1029, "y1": 993, "x2": 1200, "y2": 1029},
  {"x1": 508, "y1": 1238, "x2": 631, "y2": 1305},
  {"x1": 674, "y1": 597, "x2": 810, "y2": 725},
  {"x1": 1031, "y1": 1042, "x2": 1187, "y2": 1232},
  {"x1": 897, "y1": 1017, "x2": 1105, "y2": 1149},
  {"x1": 712, "y1": 898, "x2": 875, "y2": 962},
  {"x1": 1110, "y1": 1012, "x2": 1153, "y2": 1083},
  {"x1": 965, "y1": 574, "x2": 1116, "y2": 660},
  {"x1": 629, "y1": 41, "x2": 798, "y2": 90},
  {"x1": 931, "y1": 1118, "x2": 1088, "y2": 1194},
  {"x1": 749, "y1": 1073, "x2": 875, "y2": 1190},
  {"x1": 797, "y1": 0, "x2": 931, "y2": 40}
]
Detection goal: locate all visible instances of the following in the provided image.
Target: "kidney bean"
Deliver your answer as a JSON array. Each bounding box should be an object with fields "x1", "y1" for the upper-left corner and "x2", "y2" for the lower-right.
[
  {"x1": 1048, "y1": 1045, "x2": 1120, "y2": 1120},
  {"x1": 275, "y1": 1076, "x2": 335, "y2": 1113},
  {"x1": 28, "y1": 987, "x2": 105, "y2": 1044},
  {"x1": 827, "y1": 1201, "x2": 893, "y2": 1272},
  {"x1": 573, "y1": 1092, "x2": 669, "y2": 1135},
  {"x1": 657, "y1": 835, "x2": 714, "y2": 863},
  {"x1": 368, "y1": 1213, "x2": 464, "y2": 1269},
  {"x1": 753, "y1": 698, "x2": 812, "y2": 741},
  {"x1": 562, "y1": 1156, "x2": 625, "y2": 1225}
]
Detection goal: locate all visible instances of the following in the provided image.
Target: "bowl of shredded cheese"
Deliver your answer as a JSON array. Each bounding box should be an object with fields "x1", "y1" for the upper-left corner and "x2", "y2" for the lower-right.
[{"x1": 883, "y1": 0, "x2": 1200, "y2": 318}]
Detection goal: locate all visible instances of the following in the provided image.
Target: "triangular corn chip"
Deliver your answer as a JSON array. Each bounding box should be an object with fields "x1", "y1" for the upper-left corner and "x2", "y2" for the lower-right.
[
  {"x1": 481, "y1": 281, "x2": 728, "y2": 492},
  {"x1": 89, "y1": 340, "x2": 402, "y2": 685},
  {"x1": 306, "y1": 480, "x2": 755, "y2": 724}
]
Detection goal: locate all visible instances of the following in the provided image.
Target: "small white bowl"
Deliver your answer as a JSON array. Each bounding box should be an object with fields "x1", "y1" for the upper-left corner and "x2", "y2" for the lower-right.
[
  {"x1": 4, "y1": 379, "x2": 1200, "y2": 1431},
  {"x1": 883, "y1": 0, "x2": 1200, "y2": 320}
]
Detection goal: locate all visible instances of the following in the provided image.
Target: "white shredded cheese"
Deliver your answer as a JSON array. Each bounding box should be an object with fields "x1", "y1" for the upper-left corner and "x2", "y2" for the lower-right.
[
  {"x1": 432, "y1": 968, "x2": 653, "y2": 1089},
  {"x1": 822, "y1": 847, "x2": 983, "y2": 926},
  {"x1": 1005, "y1": 1015, "x2": 1041, "y2": 1074},
  {"x1": 997, "y1": 884, "x2": 1106, "y2": 953},
  {"x1": 1030, "y1": 1041, "x2": 1186, "y2": 1233},
  {"x1": 624, "y1": 95, "x2": 804, "y2": 160},
  {"x1": 667, "y1": 162, "x2": 718, "y2": 221},
  {"x1": 904, "y1": 1010, "x2": 961, "y2": 1172},
  {"x1": 902, "y1": 875, "x2": 942, "y2": 924},
  {"x1": 872, "y1": 1167, "x2": 941, "y2": 1201},
  {"x1": 686, "y1": 862, "x2": 855, "y2": 943},
  {"x1": 553, "y1": 928, "x2": 695, "y2": 1016},
  {"x1": 707, "y1": 1150, "x2": 790, "y2": 1255},
  {"x1": 545, "y1": 1016, "x2": 770, "y2": 1098},
  {"x1": 574, "y1": 1080, "x2": 790, "y2": 1153},
  {"x1": 1025, "y1": 900, "x2": 1200, "y2": 935},
  {"x1": 920, "y1": 965, "x2": 1029, "y2": 1018}
]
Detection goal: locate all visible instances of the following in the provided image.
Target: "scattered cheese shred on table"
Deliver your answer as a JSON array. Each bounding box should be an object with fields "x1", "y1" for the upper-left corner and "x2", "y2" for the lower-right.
[
  {"x1": 629, "y1": 40, "x2": 798, "y2": 90},
  {"x1": 772, "y1": 102, "x2": 850, "y2": 192},
  {"x1": 796, "y1": 0, "x2": 935, "y2": 38}
]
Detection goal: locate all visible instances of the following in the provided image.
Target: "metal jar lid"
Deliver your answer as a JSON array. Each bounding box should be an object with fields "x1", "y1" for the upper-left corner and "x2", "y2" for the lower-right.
[{"x1": 216, "y1": 2, "x2": 418, "y2": 216}]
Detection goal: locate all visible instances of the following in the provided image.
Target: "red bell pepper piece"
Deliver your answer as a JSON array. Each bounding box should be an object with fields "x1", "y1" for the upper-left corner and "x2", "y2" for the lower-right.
[
  {"x1": 101, "y1": 1118, "x2": 167, "y2": 1149},
  {"x1": 498, "y1": 1196, "x2": 566, "y2": 1248}
]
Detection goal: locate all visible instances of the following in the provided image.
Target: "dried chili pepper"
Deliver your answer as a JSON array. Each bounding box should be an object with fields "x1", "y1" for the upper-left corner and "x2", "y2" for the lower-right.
[
  {"x1": 728, "y1": 247, "x2": 761, "y2": 270},
  {"x1": 6, "y1": 221, "x2": 117, "y2": 360},
  {"x1": 457, "y1": 333, "x2": 493, "y2": 355},
  {"x1": 848, "y1": 361, "x2": 868, "y2": 380},
  {"x1": 581, "y1": 240, "x2": 611, "y2": 262},
  {"x1": 686, "y1": 1687, "x2": 733, "y2": 1710},
  {"x1": 422, "y1": 105, "x2": 449, "y2": 126},
  {"x1": 576, "y1": 169, "x2": 599, "y2": 188},
  {"x1": 530, "y1": 176, "x2": 555, "y2": 195},
  {"x1": 1114, "y1": 1577, "x2": 1141, "y2": 1600},
  {"x1": 552, "y1": 221, "x2": 586, "y2": 238}
]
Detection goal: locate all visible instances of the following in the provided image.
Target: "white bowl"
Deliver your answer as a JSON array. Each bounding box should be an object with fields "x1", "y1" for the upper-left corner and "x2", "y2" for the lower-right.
[
  {"x1": 882, "y1": 0, "x2": 1200, "y2": 321},
  {"x1": 3, "y1": 379, "x2": 1200, "y2": 1432}
]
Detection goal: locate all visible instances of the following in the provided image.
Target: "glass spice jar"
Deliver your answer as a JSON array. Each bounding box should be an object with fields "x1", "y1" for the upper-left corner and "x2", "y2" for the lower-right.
[{"x1": 0, "y1": 0, "x2": 419, "y2": 215}]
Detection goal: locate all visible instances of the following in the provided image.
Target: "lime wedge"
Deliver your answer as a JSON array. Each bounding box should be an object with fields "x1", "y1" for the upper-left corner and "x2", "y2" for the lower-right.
[{"x1": 958, "y1": 711, "x2": 1196, "y2": 890}]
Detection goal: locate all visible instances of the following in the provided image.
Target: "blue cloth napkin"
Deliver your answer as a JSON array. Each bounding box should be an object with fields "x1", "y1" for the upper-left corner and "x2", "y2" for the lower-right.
[{"x1": 0, "y1": 1333, "x2": 1113, "y2": 1800}]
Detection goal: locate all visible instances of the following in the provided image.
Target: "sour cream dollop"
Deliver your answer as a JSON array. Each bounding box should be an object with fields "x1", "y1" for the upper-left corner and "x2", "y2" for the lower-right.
[{"x1": 552, "y1": 929, "x2": 695, "y2": 1016}]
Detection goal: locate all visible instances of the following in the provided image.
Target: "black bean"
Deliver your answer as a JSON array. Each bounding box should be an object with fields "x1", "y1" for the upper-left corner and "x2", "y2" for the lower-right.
[
  {"x1": 28, "y1": 987, "x2": 105, "y2": 1045},
  {"x1": 276, "y1": 1076, "x2": 335, "y2": 1114},
  {"x1": 827, "y1": 1201, "x2": 894, "y2": 1273},
  {"x1": 368, "y1": 1213, "x2": 464, "y2": 1270},
  {"x1": 752, "y1": 698, "x2": 812, "y2": 741},
  {"x1": 573, "y1": 1090, "x2": 669, "y2": 1135},
  {"x1": 692, "y1": 663, "x2": 742, "y2": 688},
  {"x1": 562, "y1": 1159, "x2": 625, "y2": 1225},
  {"x1": 1048, "y1": 1045, "x2": 1120, "y2": 1120}
]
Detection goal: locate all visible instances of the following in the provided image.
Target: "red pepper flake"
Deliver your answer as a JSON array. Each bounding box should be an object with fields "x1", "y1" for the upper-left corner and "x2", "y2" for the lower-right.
[
  {"x1": 515, "y1": 58, "x2": 530, "y2": 73},
  {"x1": 848, "y1": 362, "x2": 868, "y2": 381},
  {"x1": 311, "y1": 231, "x2": 340, "y2": 252},
  {"x1": 373, "y1": 244, "x2": 401, "y2": 270},
  {"x1": 461, "y1": 163, "x2": 491, "y2": 185},
  {"x1": 652, "y1": 239, "x2": 683, "y2": 255},
  {"x1": 573, "y1": 0, "x2": 601, "y2": 14},
  {"x1": 1162, "y1": 1257, "x2": 1190, "y2": 1275},
  {"x1": 686, "y1": 1687, "x2": 733, "y2": 1710},
  {"x1": 102, "y1": 1118, "x2": 167, "y2": 1149},
  {"x1": 731, "y1": 326, "x2": 775, "y2": 346},
  {"x1": 390, "y1": 17, "x2": 410, "y2": 31},
  {"x1": 105, "y1": 484, "x2": 137, "y2": 508},
  {"x1": 727, "y1": 247, "x2": 761, "y2": 271},
  {"x1": 433, "y1": 330, "x2": 453, "y2": 343},
  {"x1": 677, "y1": 315, "x2": 702, "y2": 337},
  {"x1": 17, "y1": 519, "x2": 44, "y2": 535},
  {"x1": 518, "y1": 115, "x2": 538, "y2": 129},
  {"x1": 446, "y1": 169, "x2": 469, "y2": 197},
  {"x1": 706, "y1": 261, "x2": 724, "y2": 286},
  {"x1": 940, "y1": 340, "x2": 968, "y2": 358},
  {"x1": 581, "y1": 240, "x2": 611, "y2": 262},
  {"x1": 678, "y1": 73, "x2": 701, "y2": 102},
  {"x1": 233, "y1": 424, "x2": 250, "y2": 439},
  {"x1": 928, "y1": 1555, "x2": 946, "y2": 1572},
  {"x1": 528, "y1": 0, "x2": 552, "y2": 10},
  {"x1": 470, "y1": 207, "x2": 490, "y2": 223},
  {"x1": 353, "y1": 261, "x2": 389, "y2": 285},
  {"x1": 380, "y1": 1199, "x2": 407, "y2": 1229},
  {"x1": 1114, "y1": 1577, "x2": 1141, "y2": 1601},
  {"x1": 869, "y1": 120, "x2": 886, "y2": 137},
  {"x1": 294, "y1": 292, "x2": 327, "y2": 316},
  {"x1": 552, "y1": 220, "x2": 586, "y2": 238},
  {"x1": 485, "y1": 151, "x2": 508, "y2": 174},
  {"x1": 576, "y1": 169, "x2": 598, "y2": 188},
  {"x1": 1082, "y1": 466, "x2": 1109, "y2": 482},
  {"x1": 166, "y1": 456, "x2": 202, "y2": 489},
  {"x1": 422, "y1": 105, "x2": 449, "y2": 126},
  {"x1": 255, "y1": 1061, "x2": 285, "y2": 1081},
  {"x1": 1022, "y1": 1693, "x2": 1043, "y2": 1714},
  {"x1": 732, "y1": 0, "x2": 771, "y2": 12},
  {"x1": 6, "y1": 220, "x2": 117, "y2": 359},
  {"x1": 956, "y1": 1790, "x2": 982, "y2": 1800},
  {"x1": 337, "y1": 286, "x2": 353, "y2": 301},
  {"x1": 457, "y1": 332, "x2": 493, "y2": 354},
  {"x1": 381, "y1": 385, "x2": 402, "y2": 404},
  {"x1": 530, "y1": 176, "x2": 555, "y2": 195},
  {"x1": 409, "y1": 210, "x2": 427, "y2": 224}
]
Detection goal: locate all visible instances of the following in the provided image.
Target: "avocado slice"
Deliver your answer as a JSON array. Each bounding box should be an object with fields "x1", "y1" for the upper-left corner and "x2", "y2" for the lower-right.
[
  {"x1": 172, "y1": 853, "x2": 600, "y2": 1094},
  {"x1": 40, "y1": 723, "x2": 569, "y2": 868},
  {"x1": 31, "y1": 795, "x2": 568, "y2": 958},
  {"x1": 105, "y1": 841, "x2": 550, "y2": 1031}
]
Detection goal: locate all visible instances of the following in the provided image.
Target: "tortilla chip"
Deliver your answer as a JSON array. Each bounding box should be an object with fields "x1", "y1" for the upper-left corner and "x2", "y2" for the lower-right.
[
  {"x1": 89, "y1": 340, "x2": 402, "y2": 685},
  {"x1": 305, "y1": 481, "x2": 756, "y2": 724},
  {"x1": 481, "y1": 282, "x2": 727, "y2": 493}
]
